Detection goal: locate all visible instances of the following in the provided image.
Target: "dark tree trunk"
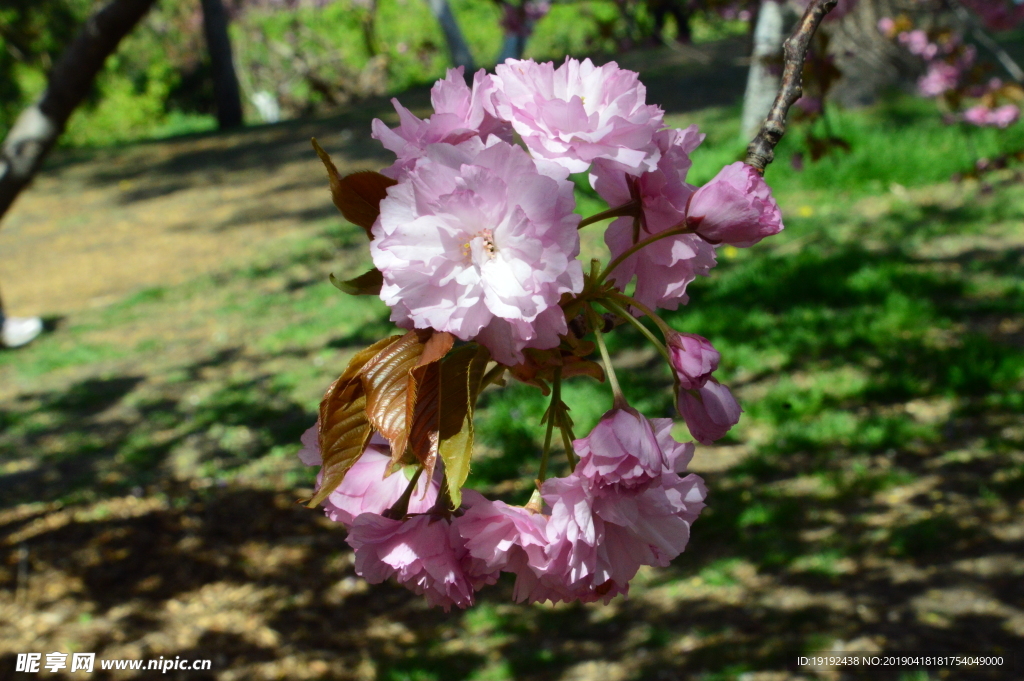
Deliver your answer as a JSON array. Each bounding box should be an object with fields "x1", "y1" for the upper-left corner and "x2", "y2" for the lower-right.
[
  {"x1": 0, "y1": 0, "x2": 158, "y2": 223},
  {"x1": 200, "y1": 0, "x2": 244, "y2": 129}
]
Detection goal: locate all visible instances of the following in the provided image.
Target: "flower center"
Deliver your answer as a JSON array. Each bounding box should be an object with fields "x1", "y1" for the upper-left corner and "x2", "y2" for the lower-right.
[{"x1": 462, "y1": 229, "x2": 497, "y2": 262}]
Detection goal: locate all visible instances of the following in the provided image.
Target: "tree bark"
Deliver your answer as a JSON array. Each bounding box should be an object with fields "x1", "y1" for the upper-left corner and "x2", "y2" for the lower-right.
[
  {"x1": 200, "y1": 0, "x2": 244, "y2": 129},
  {"x1": 427, "y1": 0, "x2": 476, "y2": 71},
  {"x1": 825, "y1": 0, "x2": 928, "y2": 107},
  {"x1": 741, "y1": 0, "x2": 789, "y2": 140},
  {"x1": 0, "y1": 0, "x2": 158, "y2": 223}
]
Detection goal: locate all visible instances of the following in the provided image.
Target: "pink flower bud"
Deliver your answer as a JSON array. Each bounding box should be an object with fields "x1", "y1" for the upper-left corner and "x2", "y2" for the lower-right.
[
  {"x1": 677, "y1": 380, "x2": 742, "y2": 444},
  {"x1": 667, "y1": 332, "x2": 720, "y2": 390},
  {"x1": 685, "y1": 162, "x2": 783, "y2": 247}
]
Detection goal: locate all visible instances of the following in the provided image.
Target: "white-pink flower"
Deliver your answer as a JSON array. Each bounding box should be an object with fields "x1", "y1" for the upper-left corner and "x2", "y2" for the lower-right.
[
  {"x1": 371, "y1": 137, "x2": 583, "y2": 365},
  {"x1": 347, "y1": 512, "x2": 484, "y2": 611},
  {"x1": 488, "y1": 58, "x2": 665, "y2": 174},
  {"x1": 297, "y1": 427, "x2": 440, "y2": 526},
  {"x1": 372, "y1": 67, "x2": 512, "y2": 179}
]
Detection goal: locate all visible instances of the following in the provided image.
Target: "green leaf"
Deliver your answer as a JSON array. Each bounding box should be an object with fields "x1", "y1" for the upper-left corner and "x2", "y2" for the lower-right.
[
  {"x1": 438, "y1": 344, "x2": 490, "y2": 508},
  {"x1": 330, "y1": 269, "x2": 383, "y2": 296},
  {"x1": 308, "y1": 335, "x2": 401, "y2": 508}
]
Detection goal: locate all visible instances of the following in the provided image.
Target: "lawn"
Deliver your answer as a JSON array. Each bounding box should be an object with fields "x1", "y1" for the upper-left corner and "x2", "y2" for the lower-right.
[{"x1": 1, "y1": 46, "x2": 1023, "y2": 681}]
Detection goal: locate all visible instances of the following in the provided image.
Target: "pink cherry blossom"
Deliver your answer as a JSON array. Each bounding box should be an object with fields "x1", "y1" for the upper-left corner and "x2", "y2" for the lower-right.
[
  {"x1": 667, "y1": 332, "x2": 720, "y2": 391},
  {"x1": 452, "y1": 489, "x2": 556, "y2": 600},
  {"x1": 297, "y1": 427, "x2": 440, "y2": 526},
  {"x1": 371, "y1": 136, "x2": 583, "y2": 365},
  {"x1": 899, "y1": 30, "x2": 937, "y2": 59},
  {"x1": 536, "y1": 441, "x2": 705, "y2": 604},
  {"x1": 595, "y1": 127, "x2": 716, "y2": 312},
  {"x1": 590, "y1": 126, "x2": 704, "y2": 233},
  {"x1": 964, "y1": 104, "x2": 1021, "y2": 128},
  {"x1": 677, "y1": 380, "x2": 742, "y2": 445},
  {"x1": 917, "y1": 61, "x2": 960, "y2": 97},
  {"x1": 575, "y1": 409, "x2": 687, "y2": 489},
  {"x1": 372, "y1": 67, "x2": 512, "y2": 179},
  {"x1": 686, "y1": 162, "x2": 784, "y2": 248},
  {"x1": 489, "y1": 58, "x2": 665, "y2": 174},
  {"x1": 347, "y1": 512, "x2": 485, "y2": 611},
  {"x1": 591, "y1": 471, "x2": 706, "y2": 566},
  {"x1": 538, "y1": 475, "x2": 641, "y2": 603}
]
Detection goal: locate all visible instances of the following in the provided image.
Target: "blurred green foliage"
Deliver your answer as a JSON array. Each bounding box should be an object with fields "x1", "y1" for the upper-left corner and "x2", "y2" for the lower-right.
[{"x1": 2, "y1": 0, "x2": 749, "y2": 147}]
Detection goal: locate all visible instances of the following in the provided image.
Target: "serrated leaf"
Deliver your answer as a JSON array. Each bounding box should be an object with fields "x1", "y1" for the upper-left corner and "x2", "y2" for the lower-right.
[
  {"x1": 311, "y1": 138, "x2": 396, "y2": 238},
  {"x1": 361, "y1": 331, "x2": 427, "y2": 464},
  {"x1": 330, "y1": 269, "x2": 383, "y2": 296},
  {"x1": 405, "y1": 332, "x2": 454, "y2": 480},
  {"x1": 407, "y1": 361, "x2": 440, "y2": 484},
  {"x1": 438, "y1": 344, "x2": 490, "y2": 508},
  {"x1": 309, "y1": 335, "x2": 401, "y2": 507}
]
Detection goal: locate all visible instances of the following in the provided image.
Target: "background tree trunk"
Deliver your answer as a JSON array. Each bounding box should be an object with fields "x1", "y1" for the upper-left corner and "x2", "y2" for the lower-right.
[
  {"x1": 824, "y1": 0, "x2": 931, "y2": 107},
  {"x1": 741, "y1": 0, "x2": 789, "y2": 140},
  {"x1": 0, "y1": 0, "x2": 158, "y2": 223},
  {"x1": 200, "y1": 0, "x2": 244, "y2": 129},
  {"x1": 427, "y1": 0, "x2": 476, "y2": 71}
]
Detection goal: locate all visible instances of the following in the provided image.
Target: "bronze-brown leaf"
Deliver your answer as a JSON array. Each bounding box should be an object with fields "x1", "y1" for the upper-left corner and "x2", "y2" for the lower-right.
[
  {"x1": 404, "y1": 332, "x2": 453, "y2": 478},
  {"x1": 309, "y1": 335, "x2": 401, "y2": 507},
  {"x1": 360, "y1": 330, "x2": 453, "y2": 466},
  {"x1": 311, "y1": 138, "x2": 396, "y2": 238}
]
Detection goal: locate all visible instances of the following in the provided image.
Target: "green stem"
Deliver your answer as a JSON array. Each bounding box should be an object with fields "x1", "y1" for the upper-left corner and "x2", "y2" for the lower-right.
[
  {"x1": 537, "y1": 366, "x2": 561, "y2": 484},
  {"x1": 586, "y1": 305, "x2": 626, "y2": 409},
  {"x1": 384, "y1": 466, "x2": 423, "y2": 520},
  {"x1": 598, "y1": 224, "x2": 696, "y2": 286},
  {"x1": 577, "y1": 200, "x2": 640, "y2": 230},
  {"x1": 601, "y1": 298, "x2": 672, "y2": 366},
  {"x1": 606, "y1": 290, "x2": 675, "y2": 338}
]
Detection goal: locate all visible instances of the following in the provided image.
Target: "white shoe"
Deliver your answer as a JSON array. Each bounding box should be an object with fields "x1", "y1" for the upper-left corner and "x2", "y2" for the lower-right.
[{"x1": 1, "y1": 316, "x2": 43, "y2": 348}]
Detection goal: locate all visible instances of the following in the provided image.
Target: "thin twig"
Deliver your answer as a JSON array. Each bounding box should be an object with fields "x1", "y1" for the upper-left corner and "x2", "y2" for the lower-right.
[{"x1": 745, "y1": 0, "x2": 839, "y2": 174}]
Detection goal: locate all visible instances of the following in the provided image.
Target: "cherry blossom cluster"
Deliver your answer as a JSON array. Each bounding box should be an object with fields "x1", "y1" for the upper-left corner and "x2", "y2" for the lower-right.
[
  {"x1": 301, "y1": 58, "x2": 784, "y2": 610},
  {"x1": 879, "y1": 14, "x2": 1023, "y2": 129}
]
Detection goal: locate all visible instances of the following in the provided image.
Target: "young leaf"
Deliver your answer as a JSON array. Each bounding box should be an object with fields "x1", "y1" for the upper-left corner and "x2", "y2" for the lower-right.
[
  {"x1": 309, "y1": 335, "x2": 401, "y2": 507},
  {"x1": 438, "y1": 344, "x2": 490, "y2": 508},
  {"x1": 407, "y1": 361, "x2": 440, "y2": 483},
  {"x1": 404, "y1": 331, "x2": 454, "y2": 479},
  {"x1": 330, "y1": 269, "x2": 383, "y2": 296},
  {"x1": 311, "y1": 138, "x2": 396, "y2": 238},
  {"x1": 361, "y1": 331, "x2": 425, "y2": 464}
]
